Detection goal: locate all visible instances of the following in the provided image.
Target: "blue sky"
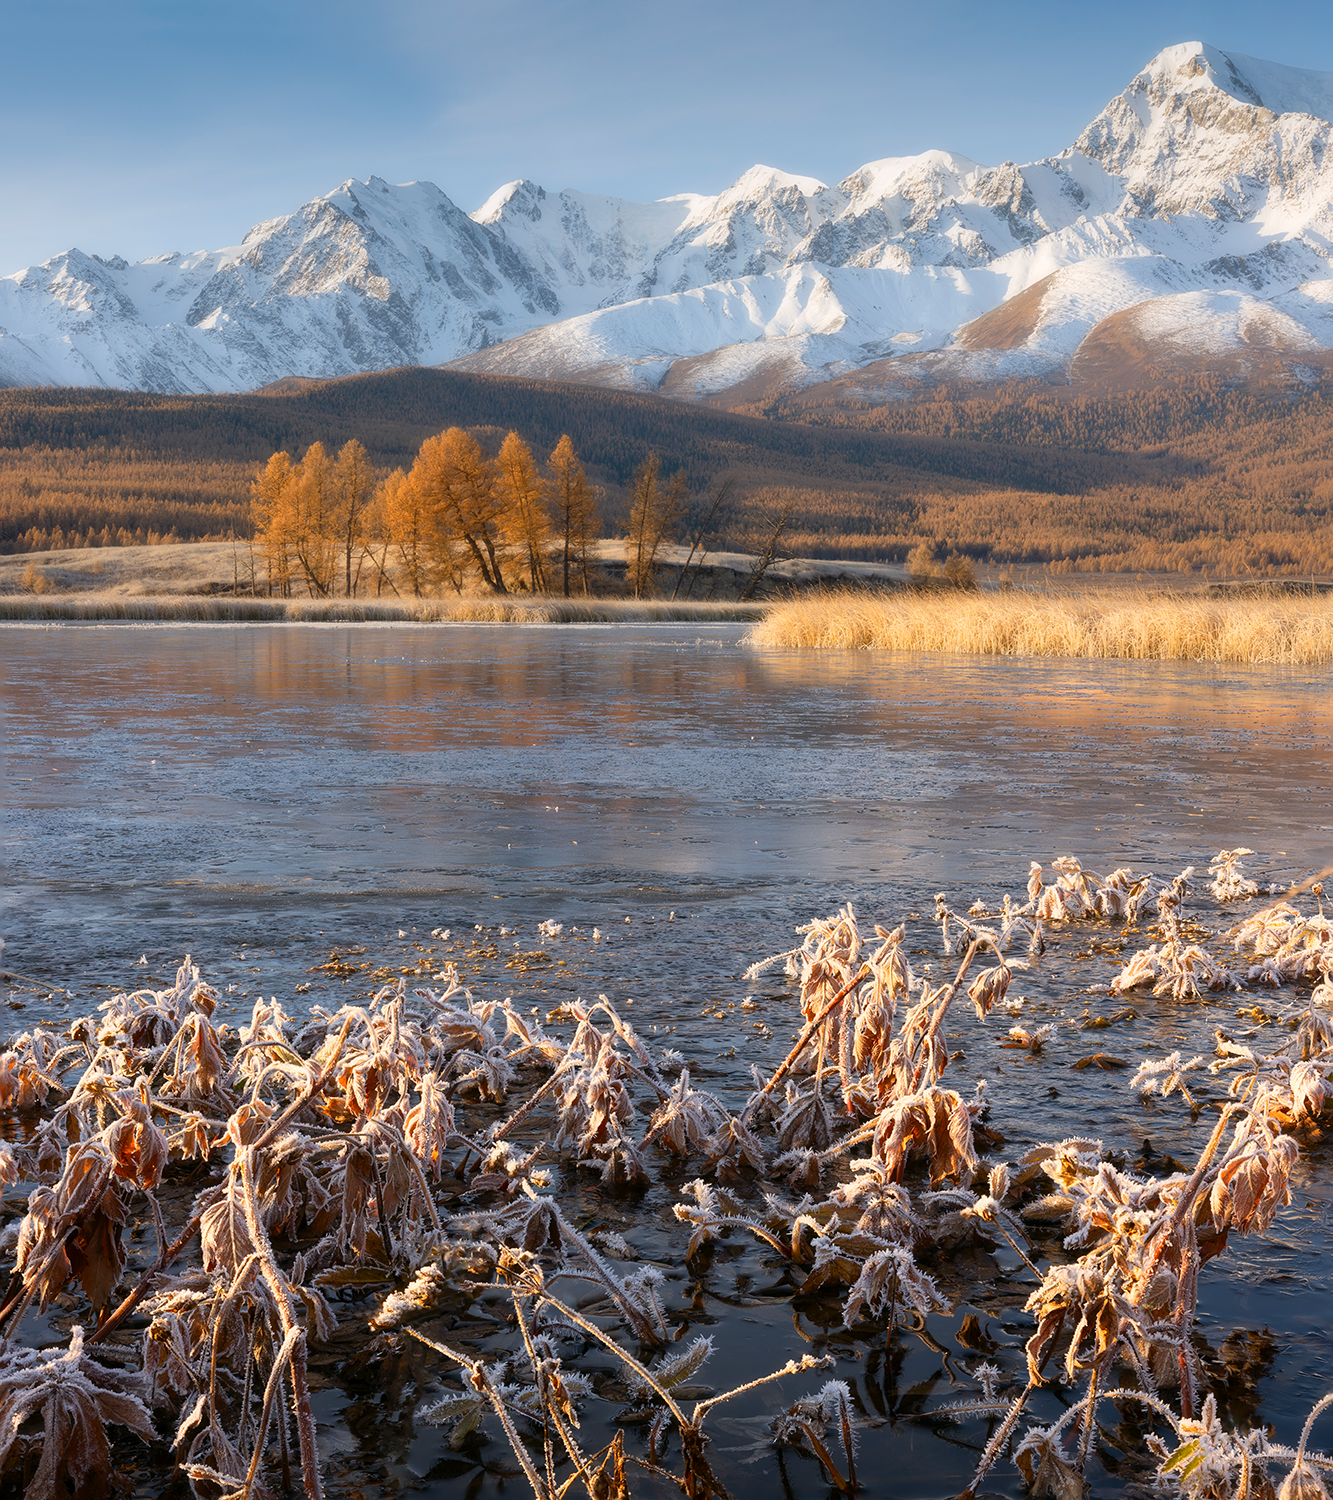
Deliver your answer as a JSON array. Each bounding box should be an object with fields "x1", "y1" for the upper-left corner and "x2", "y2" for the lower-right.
[{"x1": 4, "y1": 0, "x2": 1333, "y2": 274}]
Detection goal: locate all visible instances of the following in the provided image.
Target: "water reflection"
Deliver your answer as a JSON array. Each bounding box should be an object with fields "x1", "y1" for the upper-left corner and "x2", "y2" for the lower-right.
[{"x1": 5, "y1": 623, "x2": 1332, "y2": 995}]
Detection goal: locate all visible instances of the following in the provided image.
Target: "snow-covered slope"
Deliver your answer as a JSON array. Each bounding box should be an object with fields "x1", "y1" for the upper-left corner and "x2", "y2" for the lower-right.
[
  {"x1": 6, "y1": 41, "x2": 1333, "y2": 397},
  {"x1": 456, "y1": 41, "x2": 1333, "y2": 396},
  {"x1": 0, "y1": 178, "x2": 587, "y2": 391}
]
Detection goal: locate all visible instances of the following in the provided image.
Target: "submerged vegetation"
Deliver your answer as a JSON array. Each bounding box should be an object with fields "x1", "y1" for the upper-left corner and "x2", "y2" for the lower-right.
[
  {"x1": 748, "y1": 586, "x2": 1333, "y2": 663},
  {"x1": 2, "y1": 848, "x2": 1333, "y2": 1496}
]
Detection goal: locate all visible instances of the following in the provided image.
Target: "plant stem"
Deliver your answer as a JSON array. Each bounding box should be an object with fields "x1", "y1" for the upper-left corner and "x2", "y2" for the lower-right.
[
  {"x1": 239, "y1": 1149, "x2": 323, "y2": 1500},
  {"x1": 742, "y1": 966, "x2": 869, "y2": 1123}
]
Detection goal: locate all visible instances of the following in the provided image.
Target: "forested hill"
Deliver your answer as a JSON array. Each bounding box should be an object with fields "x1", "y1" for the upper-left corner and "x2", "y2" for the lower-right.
[
  {"x1": 0, "y1": 367, "x2": 1176, "y2": 497},
  {"x1": 2, "y1": 367, "x2": 1332, "y2": 578}
]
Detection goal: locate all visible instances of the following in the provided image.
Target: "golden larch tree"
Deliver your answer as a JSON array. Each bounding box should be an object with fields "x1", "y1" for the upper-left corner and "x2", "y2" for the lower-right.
[
  {"x1": 355, "y1": 477, "x2": 394, "y2": 596},
  {"x1": 412, "y1": 428, "x2": 513, "y2": 593},
  {"x1": 547, "y1": 435, "x2": 599, "y2": 596},
  {"x1": 374, "y1": 468, "x2": 432, "y2": 596},
  {"x1": 494, "y1": 431, "x2": 549, "y2": 592},
  {"x1": 250, "y1": 450, "x2": 295, "y2": 596},
  {"x1": 625, "y1": 453, "x2": 684, "y2": 599},
  {"x1": 330, "y1": 439, "x2": 372, "y2": 597},
  {"x1": 287, "y1": 442, "x2": 339, "y2": 597}
]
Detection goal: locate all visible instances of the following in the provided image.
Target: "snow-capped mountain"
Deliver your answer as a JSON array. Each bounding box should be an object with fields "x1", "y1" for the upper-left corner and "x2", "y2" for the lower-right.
[{"x1": 5, "y1": 41, "x2": 1333, "y2": 398}]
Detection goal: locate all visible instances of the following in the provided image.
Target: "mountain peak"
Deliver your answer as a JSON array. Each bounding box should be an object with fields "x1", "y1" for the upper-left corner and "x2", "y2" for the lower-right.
[
  {"x1": 723, "y1": 164, "x2": 830, "y2": 201},
  {"x1": 1142, "y1": 43, "x2": 1265, "y2": 107},
  {"x1": 840, "y1": 150, "x2": 982, "y2": 203},
  {"x1": 472, "y1": 179, "x2": 547, "y2": 224},
  {"x1": 1138, "y1": 41, "x2": 1333, "y2": 122}
]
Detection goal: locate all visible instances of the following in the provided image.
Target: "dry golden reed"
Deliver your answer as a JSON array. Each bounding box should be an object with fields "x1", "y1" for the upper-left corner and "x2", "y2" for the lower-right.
[{"x1": 748, "y1": 586, "x2": 1333, "y2": 664}]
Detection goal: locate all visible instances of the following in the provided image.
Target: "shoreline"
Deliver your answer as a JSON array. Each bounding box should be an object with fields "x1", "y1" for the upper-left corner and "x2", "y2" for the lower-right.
[
  {"x1": 0, "y1": 594, "x2": 767, "y2": 624},
  {"x1": 10, "y1": 585, "x2": 1333, "y2": 660},
  {"x1": 0, "y1": 538, "x2": 905, "y2": 618},
  {"x1": 8, "y1": 544, "x2": 1333, "y2": 655}
]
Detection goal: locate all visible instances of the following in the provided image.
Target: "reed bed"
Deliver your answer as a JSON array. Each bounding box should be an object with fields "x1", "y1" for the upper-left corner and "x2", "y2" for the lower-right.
[
  {"x1": 748, "y1": 586, "x2": 1333, "y2": 664},
  {"x1": 0, "y1": 593, "x2": 765, "y2": 625},
  {"x1": 1, "y1": 849, "x2": 1332, "y2": 1499}
]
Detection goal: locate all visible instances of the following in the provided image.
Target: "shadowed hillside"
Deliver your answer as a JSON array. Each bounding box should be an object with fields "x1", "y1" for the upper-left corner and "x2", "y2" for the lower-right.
[
  {"x1": 0, "y1": 367, "x2": 1176, "y2": 489},
  {"x1": 2, "y1": 366, "x2": 1331, "y2": 576}
]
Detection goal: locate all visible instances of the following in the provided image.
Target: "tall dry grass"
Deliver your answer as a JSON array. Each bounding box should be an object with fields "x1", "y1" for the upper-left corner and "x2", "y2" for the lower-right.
[
  {"x1": 0, "y1": 593, "x2": 765, "y2": 625},
  {"x1": 747, "y1": 586, "x2": 1333, "y2": 664}
]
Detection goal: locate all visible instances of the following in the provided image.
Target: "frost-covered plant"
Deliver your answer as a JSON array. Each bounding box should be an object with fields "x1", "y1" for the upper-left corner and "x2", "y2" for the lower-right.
[
  {"x1": 1132, "y1": 1050, "x2": 1207, "y2": 1110},
  {"x1": 1210, "y1": 847, "x2": 1260, "y2": 902},
  {"x1": 2, "y1": 843, "x2": 1326, "y2": 1500},
  {"x1": 770, "y1": 1379, "x2": 858, "y2": 1493},
  {"x1": 0, "y1": 1325, "x2": 156, "y2": 1500},
  {"x1": 1231, "y1": 894, "x2": 1333, "y2": 985},
  {"x1": 1111, "y1": 911, "x2": 1242, "y2": 999},
  {"x1": 1020, "y1": 856, "x2": 1194, "y2": 926},
  {"x1": 1001, "y1": 1022, "x2": 1056, "y2": 1053}
]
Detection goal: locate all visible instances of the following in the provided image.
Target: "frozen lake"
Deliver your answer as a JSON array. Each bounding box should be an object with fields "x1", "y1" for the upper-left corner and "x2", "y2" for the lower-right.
[
  {"x1": 4, "y1": 621, "x2": 1333, "y2": 1498},
  {"x1": 7, "y1": 622, "x2": 1331, "y2": 991}
]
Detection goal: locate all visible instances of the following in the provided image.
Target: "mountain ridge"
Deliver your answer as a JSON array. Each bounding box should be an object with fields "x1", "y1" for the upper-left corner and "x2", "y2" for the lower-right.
[{"x1": 6, "y1": 41, "x2": 1333, "y2": 400}]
